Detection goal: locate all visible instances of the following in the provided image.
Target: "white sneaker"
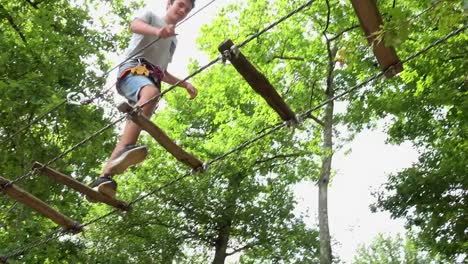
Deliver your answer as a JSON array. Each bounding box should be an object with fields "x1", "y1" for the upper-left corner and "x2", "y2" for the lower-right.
[{"x1": 108, "y1": 145, "x2": 148, "y2": 175}]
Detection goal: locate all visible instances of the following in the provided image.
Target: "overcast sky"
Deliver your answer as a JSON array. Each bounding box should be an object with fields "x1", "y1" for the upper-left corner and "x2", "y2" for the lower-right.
[{"x1": 110, "y1": 0, "x2": 420, "y2": 262}]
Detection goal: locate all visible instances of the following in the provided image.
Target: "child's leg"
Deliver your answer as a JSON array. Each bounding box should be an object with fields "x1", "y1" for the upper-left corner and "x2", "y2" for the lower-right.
[{"x1": 101, "y1": 85, "x2": 160, "y2": 176}]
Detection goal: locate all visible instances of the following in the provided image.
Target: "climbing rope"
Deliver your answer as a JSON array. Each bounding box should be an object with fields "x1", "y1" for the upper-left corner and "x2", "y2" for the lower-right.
[
  {"x1": 139, "y1": 0, "x2": 317, "y2": 108},
  {"x1": 1, "y1": 23, "x2": 465, "y2": 262},
  {"x1": 0, "y1": 0, "x2": 219, "y2": 146},
  {"x1": 0, "y1": 0, "x2": 319, "y2": 193}
]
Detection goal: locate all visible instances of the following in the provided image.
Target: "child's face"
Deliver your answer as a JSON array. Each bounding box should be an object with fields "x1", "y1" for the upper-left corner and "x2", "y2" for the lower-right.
[{"x1": 166, "y1": 0, "x2": 193, "y2": 23}]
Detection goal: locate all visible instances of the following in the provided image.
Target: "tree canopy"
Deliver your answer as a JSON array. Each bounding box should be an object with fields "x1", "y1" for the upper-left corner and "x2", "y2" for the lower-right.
[
  {"x1": 0, "y1": 0, "x2": 466, "y2": 263},
  {"x1": 353, "y1": 233, "x2": 446, "y2": 264}
]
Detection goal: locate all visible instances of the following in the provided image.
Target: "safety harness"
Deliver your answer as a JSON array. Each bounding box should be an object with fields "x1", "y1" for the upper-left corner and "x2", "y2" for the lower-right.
[{"x1": 118, "y1": 58, "x2": 165, "y2": 85}]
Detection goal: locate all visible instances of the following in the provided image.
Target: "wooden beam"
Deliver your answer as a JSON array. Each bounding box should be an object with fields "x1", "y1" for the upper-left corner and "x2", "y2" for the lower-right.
[
  {"x1": 0, "y1": 176, "x2": 82, "y2": 233},
  {"x1": 118, "y1": 103, "x2": 204, "y2": 171},
  {"x1": 350, "y1": 0, "x2": 403, "y2": 77},
  {"x1": 32, "y1": 162, "x2": 130, "y2": 211},
  {"x1": 218, "y1": 39, "x2": 297, "y2": 123}
]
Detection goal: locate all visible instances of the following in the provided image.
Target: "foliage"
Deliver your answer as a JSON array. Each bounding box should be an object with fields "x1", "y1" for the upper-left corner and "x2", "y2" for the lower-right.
[
  {"x1": 71, "y1": 0, "x2": 328, "y2": 262},
  {"x1": 0, "y1": 0, "x2": 141, "y2": 262},
  {"x1": 353, "y1": 233, "x2": 447, "y2": 264},
  {"x1": 342, "y1": 0, "x2": 467, "y2": 260},
  {"x1": 1, "y1": 0, "x2": 466, "y2": 262}
]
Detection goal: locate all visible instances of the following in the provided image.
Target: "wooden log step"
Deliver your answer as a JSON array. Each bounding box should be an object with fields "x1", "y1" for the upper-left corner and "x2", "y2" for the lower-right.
[
  {"x1": 118, "y1": 102, "x2": 204, "y2": 171},
  {"x1": 0, "y1": 176, "x2": 82, "y2": 233},
  {"x1": 218, "y1": 39, "x2": 297, "y2": 123},
  {"x1": 32, "y1": 162, "x2": 130, "y2": 211},
  {"x1": 350, "y1": 0, "x2": 403, "y2": 77}
]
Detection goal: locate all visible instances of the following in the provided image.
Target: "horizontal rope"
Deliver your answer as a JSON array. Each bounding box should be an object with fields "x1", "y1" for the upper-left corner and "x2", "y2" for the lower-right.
[
  {"x1": 0, "y1": 0, "x2": 218, "y2": 146},
  {"x1": 2, "y1": 23, "x2": 464, "y2": 261}
]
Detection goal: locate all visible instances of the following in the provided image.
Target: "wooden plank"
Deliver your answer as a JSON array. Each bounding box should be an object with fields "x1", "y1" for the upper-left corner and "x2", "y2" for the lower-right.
[
  {"x1": 118, "y1": 103, "x2": 204, "y2": 171},
  {"x1": 0, "y1": 176, "x2": 82, "y2": 233},
  {"x1": 350, "y1": 0, "x2": 403, "y2": 77},
  {"x1": 218, "y1": 39, "x2": 297, "y2": 122},
  {"x1": 32, "y1": 162, "x2": 130, "y2": 211}
]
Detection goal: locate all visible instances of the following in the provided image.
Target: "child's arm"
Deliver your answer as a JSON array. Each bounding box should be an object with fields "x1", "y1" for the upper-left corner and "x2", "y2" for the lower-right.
[
  {"x1": 130, "y1": 18, "x2": 175, "y2": 38},
  {"x1": 163, "y1": 71, "x2": 198, "y2": 100}
]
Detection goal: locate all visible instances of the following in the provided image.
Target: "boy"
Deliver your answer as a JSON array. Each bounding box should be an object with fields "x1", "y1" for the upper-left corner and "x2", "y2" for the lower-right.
[{"x1": 90, "y1": 0, "x2": 197, "y2": 199}]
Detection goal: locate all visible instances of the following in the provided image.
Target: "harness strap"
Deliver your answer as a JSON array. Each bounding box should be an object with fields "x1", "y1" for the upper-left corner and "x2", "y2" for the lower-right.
[{"x1": 118, "y1": 59, "x2": 165, "y2": 83}]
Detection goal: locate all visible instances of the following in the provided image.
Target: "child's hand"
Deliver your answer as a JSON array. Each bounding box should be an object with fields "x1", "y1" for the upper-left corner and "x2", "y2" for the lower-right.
[
  {"x1": 184, "y1": 83, "x2": 198, "y2": 100},
  {"x1": 156, "y1": 24, "x2": 175, "y2": 38}
]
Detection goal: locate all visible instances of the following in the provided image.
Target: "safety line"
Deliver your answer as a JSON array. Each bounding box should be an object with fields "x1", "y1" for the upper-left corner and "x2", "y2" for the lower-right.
[
  {"x1": 2, "y1": 24, "x2": 464, "y2": 262},
  {"x1": 1, "y1": 0, "x2": 319, "y2": 192},
  {"x1": 139, "y1": 0, "x2": 317, "y2": 108},
  {"x1": 0, "y1": 0, "x2": 219, "y2": 146}
]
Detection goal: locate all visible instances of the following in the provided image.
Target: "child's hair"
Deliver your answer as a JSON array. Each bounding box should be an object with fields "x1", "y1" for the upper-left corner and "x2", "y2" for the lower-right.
[{"x1": 171, "y1": 0, "x2": 195, "y2": 8}]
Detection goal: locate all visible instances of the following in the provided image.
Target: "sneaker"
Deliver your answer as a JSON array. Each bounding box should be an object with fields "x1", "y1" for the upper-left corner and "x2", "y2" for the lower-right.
[
  {"x1": 108, "y1": 144, "x2": 148, "y2": 175},
  {"x1": 89, "y1": 175, "x2": 117, "y2": 200}
]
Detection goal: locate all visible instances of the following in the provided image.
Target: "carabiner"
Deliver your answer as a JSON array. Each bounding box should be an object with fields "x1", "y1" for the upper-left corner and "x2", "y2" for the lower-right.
[{"x1": 67, "y1": 92, "x2": 88, "y2": 105}]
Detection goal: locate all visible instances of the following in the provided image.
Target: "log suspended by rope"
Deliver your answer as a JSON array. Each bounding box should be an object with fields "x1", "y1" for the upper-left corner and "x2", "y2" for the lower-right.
[
  {"x1": 32, "y1": 162, "x2": 130, "y2": 211},
  {"x1": 118, "y1": 102, "x2": 204, "y2": 171},
  {"x1": 218, "y1": 39, "x2": 298, "y2": 123},
  {"x1": 350, "y1": 0, "x2": 403, "y2": 77},
  {"x1": 0, "y1": 176, "x2": 82, "y2": 233}
]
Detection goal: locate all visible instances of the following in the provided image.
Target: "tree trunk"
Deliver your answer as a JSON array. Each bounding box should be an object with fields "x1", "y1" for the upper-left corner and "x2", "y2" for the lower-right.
[
  {"x1": 212, "y1": 224, "x2": 231, "y2": 264},
  {"x1": 318, "y1": 42, "x2": 336, "y2": 264},
  {"x1": 211, "y1": 174, "x2": 242, "y2": 264},
  {"x1": 318, "y1": 109, "x2": 333, "y2": 264}
]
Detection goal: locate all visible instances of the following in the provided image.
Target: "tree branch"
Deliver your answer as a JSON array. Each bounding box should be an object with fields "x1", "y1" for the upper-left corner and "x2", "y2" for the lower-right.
[
  {"x1": 408, "y1": 0, "x2": 446, "y2": 23},
  {"x1": 0, "y1": 4, "x2": 27, "y2": 44},
  {"x1": 226, "y1": 242, "x2": 257, "y2": 256},
  {"x1": 270, "y1": 55, "x2": 305, "y2": 62},
  {"x1": 328, "y1": 25, "x2": 360, "y2": 42},
  {"x1": 309, "y1": 114, "x2": 325, "y2": 126},
  {"x1": 24, "y1": 0, "x2": 39, "y2": 9},
  {"x1": 158, "y1": 191, "x2": 212, "y2": 224},
  {"x1": 324, "y1": 23, "x2": 337, "y2": 95},
  {"x1": 445, "y1": 55, "x2": 464, "y2": 62},
  {"x1": 255, "y1": 152, "x2": 314, "y2": 165},
  {"x1": 322, "y1": 0, "x2": 331, "y2": 35},
  {"x1": 122, "y1": 216, "x2": 216, "y2": 247},
  {"x1": 308, "y1": 79, "x2": 318, "y2": 108}
]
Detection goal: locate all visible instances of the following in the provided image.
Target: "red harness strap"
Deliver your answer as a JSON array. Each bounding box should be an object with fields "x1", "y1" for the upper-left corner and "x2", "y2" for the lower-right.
[{"x1": 119, "y1": 61, "x2": 165, "y2": 83}]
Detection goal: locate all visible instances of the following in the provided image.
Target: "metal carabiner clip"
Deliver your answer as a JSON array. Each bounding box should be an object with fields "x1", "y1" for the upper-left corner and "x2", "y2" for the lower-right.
[{"x1": 66, "y1": 92, "x2": 88, "y2": 105}]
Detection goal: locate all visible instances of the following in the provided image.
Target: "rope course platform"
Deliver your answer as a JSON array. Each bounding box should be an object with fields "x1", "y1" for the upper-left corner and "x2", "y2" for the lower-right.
[
  {"x1": 219, "y1": 39, "x2": 298, "y2": 123},
  {"x1": 1, "y1": 0, "x2": 464, "y2": 259},
  {"x1": 118, "y1": 102, "x2": 205, "y2": 172},
  {"x1": 351, "y1": 0, "x2": 403, "y2": 77}
]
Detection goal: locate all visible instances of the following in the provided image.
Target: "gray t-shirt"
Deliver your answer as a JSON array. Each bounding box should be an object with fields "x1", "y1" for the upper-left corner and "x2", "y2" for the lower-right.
[{"x1": 124, "y1": 11, "x2": 177, "y2": 71}]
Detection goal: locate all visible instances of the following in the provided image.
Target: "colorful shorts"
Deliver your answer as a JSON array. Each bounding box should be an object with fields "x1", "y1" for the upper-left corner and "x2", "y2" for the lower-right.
[{"x1": 116, "y1": 60, "x2": 162, "y2": 105}]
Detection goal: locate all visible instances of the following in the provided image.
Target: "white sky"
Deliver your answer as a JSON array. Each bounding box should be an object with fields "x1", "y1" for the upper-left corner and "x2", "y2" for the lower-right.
[{"x1": 109, "y1": 0, "x2": 419, "y2": 262}]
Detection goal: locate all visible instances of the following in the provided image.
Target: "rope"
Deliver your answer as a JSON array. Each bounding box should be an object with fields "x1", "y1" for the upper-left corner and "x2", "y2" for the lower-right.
[
  {"x1": 1, "y1": 0, "x2": 319, "y2": 192},
  {"x1": 0, "y1": 101, "x2": 68, "y2": 145},
  {"x1": 0, "y1": 1, "x2": 224, "y2": 191},
  {"x1": 0, "y1": 45, "x2": 225, "y2": 194},
  {"x1": 138, "y1": 0, "x2": 317, "y2": 108},
  {"x1": 1, "y1": 228, "x2": 63, "y2": 263},
  {"x1": 302, "y1": 24, "x2": 468, "y2": 119},
  {"x1": 1, "y1": 24, "x2": 465, "y2": 262},
  {"x1": 139, "y1": 55, "x2": 223, "y2": 108},
  {"x1": 0, "y1": 116, "x2": 126, "y2": 191},
  {"x1": 0, "y1": 0, "x2": 218, "y2": 146},
  {"x1": 17, "y1": 0, "x2": 321, "y2": 188},
  {"x1": 236, "y1": 0, "x2": 315, "y2": 49},
  {"x1": 75, "y1": 0, "x2": 219, "y2": 106}
]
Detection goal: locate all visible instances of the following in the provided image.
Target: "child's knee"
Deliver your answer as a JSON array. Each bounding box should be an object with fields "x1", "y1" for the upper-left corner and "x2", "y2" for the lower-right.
[{"x1": 138, "y1": 85, "x2": 160, "y2": 101}]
